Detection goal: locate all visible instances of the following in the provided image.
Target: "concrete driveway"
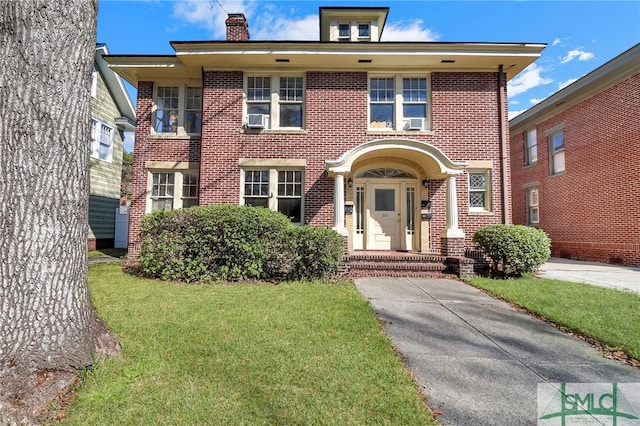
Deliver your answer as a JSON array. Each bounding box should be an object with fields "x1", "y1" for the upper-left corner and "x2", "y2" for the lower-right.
[
  {"x1": 355, "y1": 277, "x2": 640, "y2": 425},
  {"x1": 538, "y1": 258, "x2": 640, "y2": 294}
]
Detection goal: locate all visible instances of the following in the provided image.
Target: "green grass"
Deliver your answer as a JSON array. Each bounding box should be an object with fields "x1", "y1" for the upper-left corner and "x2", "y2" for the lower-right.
[
  {"x1": 87, "y1": 248, "x2": 127, "y2": 259},
  {"x1": 467, "y1": 275, "x2": 640, "y2": 360},
  {"x1": 60, "y1": 263, "x2": 435, "y2": 425}
]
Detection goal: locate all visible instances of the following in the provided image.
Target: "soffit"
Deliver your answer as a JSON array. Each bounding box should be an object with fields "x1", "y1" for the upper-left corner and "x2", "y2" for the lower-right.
[{"x1": 105, "y1": 42, "x2": 545, "y2": 87}]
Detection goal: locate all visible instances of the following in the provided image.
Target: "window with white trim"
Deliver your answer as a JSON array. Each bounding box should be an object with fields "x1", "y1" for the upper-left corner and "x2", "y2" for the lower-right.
[
  {"x1": 369, "y1": 75, "x2": 430, "y2": 131},
  {"x1": 154, "y1": 85, "x2": 202, "y2": 135},
  {"x1": 338, "y1": 23, "x2": 350, "y2": 42},
  {"x1": 549, "y1": 130, "x2": 565, "y2": 174},
  {"x1": 526, "y1": 187, "x2": 539, "y2": 226},
  {"x1": 245, "y1": 75, "x2": 305, "y2": 130},
  {"x1": 525, "y1": 128, "x2": 537, "y2": 165},
  {"x1": 90, "y1": 118, "x2": 114, "y2": 162},
  {"x1": 468, "y1": 170, "x2": 491, "y2": 212},
  {"x1": 149, "y1": 171, "x2": 199, "y2": 212},
  {"x1": 358, "y1": 23, "x2": 370, "y2": 39},
  {"x1": 242, "y1": 168, "x2": 303, "y2": 223}
]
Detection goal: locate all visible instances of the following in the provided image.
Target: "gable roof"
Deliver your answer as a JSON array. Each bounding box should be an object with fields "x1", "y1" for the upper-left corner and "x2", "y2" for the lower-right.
[
  {"x1": 95, "y1": 43, "x2": 136, "y2": 130},
  {"x1": 510, "y1": 43, "x2": 640, "y2": 134}
]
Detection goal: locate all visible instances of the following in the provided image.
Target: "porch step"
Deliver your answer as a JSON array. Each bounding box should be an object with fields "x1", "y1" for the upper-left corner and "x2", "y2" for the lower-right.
[{"x1": 346, "y1": 251, "x2": 454, "y2": 278}]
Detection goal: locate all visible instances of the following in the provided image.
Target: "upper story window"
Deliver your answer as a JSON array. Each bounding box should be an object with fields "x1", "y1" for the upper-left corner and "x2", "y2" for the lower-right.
[
  {"x1": 369, "y1": 75, "x2": 430, "y2": 131},
  {"x1": 154, "y1": 85, "x2": 202, "y2": 135},
  {"x1": 549, "y1": 130, "x2": 565, "y2": 175},
  {"x1": 245, "y1": 75, "x2": 304, "y2": 130},
  {"x1": 358, "y1": 23, "x2": 370, "y2": 39},
  {"x1": 338, "y1": 23, "x2": 350, "y2": 42},
  {"x1": 90, "y1": 118, "x2": 114, "y2": 163},
  {"x1": 525, "y1": 128, "x2": 538, "y2": 166}
]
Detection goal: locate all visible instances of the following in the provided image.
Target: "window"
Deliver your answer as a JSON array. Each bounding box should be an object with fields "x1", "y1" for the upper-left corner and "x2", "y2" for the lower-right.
[
  {"x1": 338, "y1": 23, "x2": 350, "y2": 41},
  {"x1": 182, "y1": 173, "x2": 199, "y2": 208},
  {"x1": 149, "y1": 171, "x2": 198, "y2": 212},
  {"x1": 369, "y1": 75, "x2": 430, "y2": 131},
  {"x1": 402, "y1": 78, "x2": 428, "y2": 128},
  {"x1": 242, "y1": 168, "x2": 303, "y2": 223},
  {"x1": 279, "y1": 77, "x2": 303, "y2": 127},
  {"x1": 369, "y1": 77, "x2": 394, "y2": 128},
  {"x1": 90, "y1": 119, "x2": 114, "y2": 162},
  {"x1": 245, "y1": 75, "x2": 304, "y2": 129},
  {"x1": 468, "y1": 171, "x2": 491, "y2": 211},
  {"x1": 525, "y1": 128, "x2": 537, "y2": 165},
  {"x1": 549, "y1": 130, "x2": 565, "y2": 174},
  {"x1": 526, "y1": 187, "x2": 539, "y2": 226},
  {"x1": 154, "y1": 85, "x2": 202, "y2": 135},
  {"x1": 151, "y1": 172, "x2": 174, "y2": 211},
  {"x1": 358, "y1": 23, "x2": 370, "y2": 39}
]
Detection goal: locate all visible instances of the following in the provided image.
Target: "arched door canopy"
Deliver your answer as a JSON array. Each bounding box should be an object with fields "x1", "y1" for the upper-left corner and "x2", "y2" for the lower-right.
[{"x1": 326, "y1": 138, "x2": 467, "y2": 178}]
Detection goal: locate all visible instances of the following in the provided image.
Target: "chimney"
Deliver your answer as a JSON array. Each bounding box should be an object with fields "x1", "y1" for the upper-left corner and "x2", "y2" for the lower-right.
[{"x1": 225, "y1": 13, "x2": 250, "y2": 41}]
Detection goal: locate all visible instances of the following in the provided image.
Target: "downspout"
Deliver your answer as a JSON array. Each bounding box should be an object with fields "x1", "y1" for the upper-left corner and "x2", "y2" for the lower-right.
[{"x1": 497, "y1": 65, "x2": 511, "y2": 224}]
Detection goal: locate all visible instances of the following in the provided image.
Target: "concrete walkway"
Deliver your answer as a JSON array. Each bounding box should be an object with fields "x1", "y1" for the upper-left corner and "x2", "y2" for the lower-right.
[
  {"x1": 538, "y1": 257, "x2": 640, "y2": 294},
  {"x1": 355, "y1": 277, "x2": 640, "y2": 426}
]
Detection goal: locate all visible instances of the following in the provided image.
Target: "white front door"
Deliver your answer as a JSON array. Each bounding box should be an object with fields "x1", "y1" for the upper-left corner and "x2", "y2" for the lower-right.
[{"x1": 368, "y1": 184, "x2": 401, "y2": 250}]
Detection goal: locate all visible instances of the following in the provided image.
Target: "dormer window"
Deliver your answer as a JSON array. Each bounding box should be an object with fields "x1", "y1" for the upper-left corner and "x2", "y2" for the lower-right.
[
  {"x1": 358, "y1": 23, "x2": 370, "y2": 39},
  {"x1": 338, "y1": 23, "x2": 350, "y2": 42}
]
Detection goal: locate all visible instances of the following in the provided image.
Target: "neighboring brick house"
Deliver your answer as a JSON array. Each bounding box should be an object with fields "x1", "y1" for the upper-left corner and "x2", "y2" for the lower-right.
[
  {"x1": 106, "y1": 7, "x2": 545, "y2": 262},
  {"x1": 510, "y1": 43, "x2": 640, "y2": 266},
  {"x1": 89, "y1": 44, "x2": 135, "y2": 250}
]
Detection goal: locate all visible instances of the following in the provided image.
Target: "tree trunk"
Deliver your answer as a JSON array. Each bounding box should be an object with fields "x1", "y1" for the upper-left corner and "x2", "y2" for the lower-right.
[{"x1": 0, "y1": 1, "x2": 119, "y2": 423}]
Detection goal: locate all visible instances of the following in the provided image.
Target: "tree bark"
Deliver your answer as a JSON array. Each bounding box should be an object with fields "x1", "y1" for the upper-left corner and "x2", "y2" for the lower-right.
[{"x1": 0, "y1": 1, "x2": 120, "y2": 423}]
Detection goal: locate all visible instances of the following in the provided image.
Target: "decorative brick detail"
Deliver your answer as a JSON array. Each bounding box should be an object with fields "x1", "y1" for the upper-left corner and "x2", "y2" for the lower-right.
[{"x1": 511, "y1": 73, "x2": 640, "y2": 267}]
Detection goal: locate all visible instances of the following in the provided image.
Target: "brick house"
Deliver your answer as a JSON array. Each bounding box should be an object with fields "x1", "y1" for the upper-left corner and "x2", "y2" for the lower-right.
[
  {"x1": 106, "y1": 7, "x2": 544, "y2": 269},
  {"x1": 89, "y1": 44, "x2": 135, "y2": 250},
  {"x1": 510, "y1": 43, "x2": 640, "y2": 267}
]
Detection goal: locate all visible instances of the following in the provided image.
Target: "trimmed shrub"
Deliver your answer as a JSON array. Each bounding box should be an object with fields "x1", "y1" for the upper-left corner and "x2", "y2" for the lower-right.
[
  {"x1": 138, "y1": 205, "x2": 343, "y2": 283},
  {"x1": 286, "y1": 226, "x2": 345, "y2": 281},
  {"x1": 472, "y1": 224, "x2": 551, "y2": 278}
]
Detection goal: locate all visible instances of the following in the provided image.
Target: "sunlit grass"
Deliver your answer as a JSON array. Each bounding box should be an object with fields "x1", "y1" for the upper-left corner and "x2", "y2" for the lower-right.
[
  {"x1": 468, "y1": 275, "x2": 640, "y2": 360},
  {"x1": 60, "y1": 263, "x2": 435, "y2": 425}
]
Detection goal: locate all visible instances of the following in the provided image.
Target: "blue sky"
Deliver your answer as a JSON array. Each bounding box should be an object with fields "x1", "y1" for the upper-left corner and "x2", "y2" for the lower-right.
[{"x1": 98, "y1": 0, "x2": 640, "y2": 150}]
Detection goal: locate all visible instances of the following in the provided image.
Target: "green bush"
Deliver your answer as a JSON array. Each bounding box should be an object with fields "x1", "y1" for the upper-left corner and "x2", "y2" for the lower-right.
[
  {"x1": 472, "y1": 224, "x2": 551, "y2": 278},
  {"x1": 138, "y1": 205, "x2": 343, "y2": 283},
  {"x1": 286, "y1": 226, "x2": 345, "y2": 281}
]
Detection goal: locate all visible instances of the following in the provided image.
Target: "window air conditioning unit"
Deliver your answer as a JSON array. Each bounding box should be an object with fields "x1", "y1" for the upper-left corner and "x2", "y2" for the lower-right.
[
  {"x1": 247, "y1": 114, "x2": 266, "y2": 129},
  {"x1": 407, "y1": 118, "x2": 424, "y2": 130}
]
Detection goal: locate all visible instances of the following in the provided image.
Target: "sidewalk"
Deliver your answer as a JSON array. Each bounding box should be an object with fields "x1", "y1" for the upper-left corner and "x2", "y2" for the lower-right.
[
  {"x1": 355, "y1": 277, "x2": 640, "y2": 426},
  {"x1": 537, "y1": 257, "x2": 640, "y2": 294}
]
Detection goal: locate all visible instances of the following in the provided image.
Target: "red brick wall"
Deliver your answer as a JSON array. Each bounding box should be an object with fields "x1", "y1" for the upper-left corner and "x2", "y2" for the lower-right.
[
  {"x1": 510, "y1": 74, "x2": 640, "y2": 266},
  {"x1": 129, "y1": 71, "x2": 510, "y2": 256}
]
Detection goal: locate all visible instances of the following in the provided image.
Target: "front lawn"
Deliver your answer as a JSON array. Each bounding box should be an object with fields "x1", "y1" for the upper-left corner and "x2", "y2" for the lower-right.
[
  {"x1": 59, "y1": 263, "x2": 435, "y2": 425},
  {"x1": 467, "y1": 275, "x2": 640, "y2": 361}
]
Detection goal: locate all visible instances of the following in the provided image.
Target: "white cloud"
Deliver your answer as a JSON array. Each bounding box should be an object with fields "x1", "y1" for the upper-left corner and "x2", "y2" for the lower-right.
[
  {"x1": 560, "y1": 49, "x2": 594, "y2": 64},
  {"x1": 507, "y1": 63, "x2": 553, "y2": 98},
  {"x1": 558, "y1": 78, "x2": 578, "y2": 89},
  {"x1": 173, "y1": 0, "x2": 258, "y2": 40},
  {"x1": 529, "y1": 98, "x2": 545, "y2": 105},
  {"x1": 552, "y1": 38, "x2": 561, "y2": 47},
  {"x1": 508, "y1": 109, "x2": 526, "y2": 120},
  {"x1": 172, "y1": 1, "x2": 438, "y2": 41},
  {"x1": 381, "y1": 20, "x2": 439, "y2": 41}
]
